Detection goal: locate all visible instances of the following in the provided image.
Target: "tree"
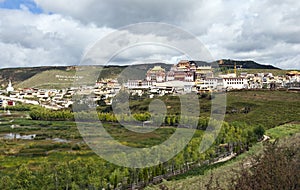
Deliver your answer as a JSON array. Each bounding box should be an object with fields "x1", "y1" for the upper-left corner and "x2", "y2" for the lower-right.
[
  {"x1": 254, "y1": 125, "x2": 265, "y2": 140},
  {"x1": 0, "y1": 176, "x2": 13, "y2": 190},
  {"x1": 15, "y1": 164, "x2": 35, "y2": 189}
]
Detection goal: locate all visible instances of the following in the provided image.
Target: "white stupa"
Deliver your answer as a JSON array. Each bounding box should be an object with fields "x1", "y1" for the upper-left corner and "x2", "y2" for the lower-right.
[{"x1": 6, "y1": 80, "x2": 14, "y2": 93}]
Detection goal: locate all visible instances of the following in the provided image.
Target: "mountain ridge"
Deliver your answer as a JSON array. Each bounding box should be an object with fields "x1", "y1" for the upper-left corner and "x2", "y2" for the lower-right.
[{"x1": 0, "y1": 59, "x2": 281, "y2": 88}]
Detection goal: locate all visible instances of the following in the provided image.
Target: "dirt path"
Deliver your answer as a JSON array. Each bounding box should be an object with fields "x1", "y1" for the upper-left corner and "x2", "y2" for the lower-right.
[{"x1": 213, "y1": 152, "x2": 237, "y2": 164}]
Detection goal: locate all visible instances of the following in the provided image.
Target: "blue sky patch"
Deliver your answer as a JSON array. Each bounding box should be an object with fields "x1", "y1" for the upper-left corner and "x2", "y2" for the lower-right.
[{"x1": 0, "y1": 0, "x2": 43, "y2": 14}]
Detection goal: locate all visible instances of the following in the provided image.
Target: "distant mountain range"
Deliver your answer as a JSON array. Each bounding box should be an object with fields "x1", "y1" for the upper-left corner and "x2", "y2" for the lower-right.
[
  {"x1": 214, "y1": 59, "x2": 279, "y2": 69},
  {"x1": 0, "y1": 59, "x2": 280, "y2": 88}
]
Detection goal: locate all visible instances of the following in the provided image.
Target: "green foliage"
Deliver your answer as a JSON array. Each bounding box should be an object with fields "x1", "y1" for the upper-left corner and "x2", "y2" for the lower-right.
[
  {"x1": 0, "y1": 175, "x2": 13, "y2": 190},
  {"x1": 1, "y1": 91, "x2": 299, "y2": 189},
  {"x1": 0, "y1": 104, "x2": 32, "y2": 111},
  {"x1": 15, "y1": 164, "x2": 36, "y2": 189},
  {"x1": 0, "y1": 118, "x2": 261, "y2": 189},
  {"x1": 29, "y1": 107, "x2": 74, "y2": 121}
]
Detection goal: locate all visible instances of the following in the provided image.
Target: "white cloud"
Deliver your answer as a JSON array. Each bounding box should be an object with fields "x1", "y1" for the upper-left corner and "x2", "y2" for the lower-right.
[
  {"x1": 82, "y1": 23, "x2": 213, "y2": 67},
  {"x1": 0, "y1": 9, "x2": 114, "y2": 68},
  {"x1": 0, "y1": 0, "x2": 299, "y2": 69},
  {"x1": 34, "y1": 0, "x2": 201, "y2": 27},
  {"x1": 196, "y1": 0, "x2": 300, "y2": 69}
]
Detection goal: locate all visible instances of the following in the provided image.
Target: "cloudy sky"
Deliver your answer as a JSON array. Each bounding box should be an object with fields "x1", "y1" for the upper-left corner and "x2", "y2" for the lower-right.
[{"x1": 0, "y1": 0, "x2": 299, "y2": 69}]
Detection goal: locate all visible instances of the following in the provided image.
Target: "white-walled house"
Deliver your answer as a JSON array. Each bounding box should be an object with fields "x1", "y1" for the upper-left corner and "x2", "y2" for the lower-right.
[
  {"x1": 9, "y1": 91, "x2": 19, "y2": 98},
  {"x1": 125, "y1": 80, "x2": 153, "y2": 89},
  {"x1": 223, "y1": 78, "x2": 248, "y2": 90},
  {"x1": 196, "y1": 78, "x2": 224, "y2": 91},
  {"x1": 37, "y1": 90, "x2": 49, "y2": 98}
]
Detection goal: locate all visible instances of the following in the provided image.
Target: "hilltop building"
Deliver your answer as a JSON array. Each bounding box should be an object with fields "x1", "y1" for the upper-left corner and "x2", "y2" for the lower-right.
[
  {"x1": 146, "y1": 61, "x2": 214, "y2": 83},
  {"x1": 195, "y1": 66, "x2": 214, "y2": 83},
  {"x1": 146, "y1": 66, "x2": 165, "y2": 82},
  {"x1": 166, "y1": 60, "x2": 196, "y2": 82}
]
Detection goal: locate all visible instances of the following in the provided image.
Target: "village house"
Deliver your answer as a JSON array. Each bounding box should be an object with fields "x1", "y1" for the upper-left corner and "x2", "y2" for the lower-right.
[
  {"x1": 1, "y1": 62, "x2": 299, "y2": 110},
  {"x1": 287, "y1": 71, "x2": 300, "y2": 84},
  {"x1": 196, "y1": 78, "x2": 224, "y2": 92},
  {"x1": 126, "y1": 80, "x2": 153, "y2": 89},
  {"x1": 223, "y1": 78, "x2": 248, "y2": 90}
]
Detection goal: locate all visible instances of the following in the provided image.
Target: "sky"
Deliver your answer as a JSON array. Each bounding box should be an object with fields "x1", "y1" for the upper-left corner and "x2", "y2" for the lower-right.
[{"x1": 0, "y1": 0, "x2": 299, "y2": 69}]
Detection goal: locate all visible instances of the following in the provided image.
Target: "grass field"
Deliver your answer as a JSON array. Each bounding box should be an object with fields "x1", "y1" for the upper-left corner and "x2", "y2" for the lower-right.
[
  {"x1": 236, "y1": 69, "x2": 292, "y2": 76},
  {"x1": 266, "y1": 123, "x2": 300, "y2": 140},
  {"x1": 224, "y1": 90, "x2": 300, "y2": 128},
  {"x1": 14, "y1": 65, "x2": 148, "y2": 89},
  {"x1": 16, "y1": 69, "x2": 76, "y2": 89},
  {"x1": 127, "y1": 90, "x2": 300, "y2": 129}
]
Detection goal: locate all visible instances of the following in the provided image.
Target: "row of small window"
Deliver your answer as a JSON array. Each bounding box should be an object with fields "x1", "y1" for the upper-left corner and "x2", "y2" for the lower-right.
[
  {"x1": 227, "y1": 82, "x2": 244, "y2": 85},
  {"x1": 225, "y1": 79, "x2": 243, "y2": 81}
]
